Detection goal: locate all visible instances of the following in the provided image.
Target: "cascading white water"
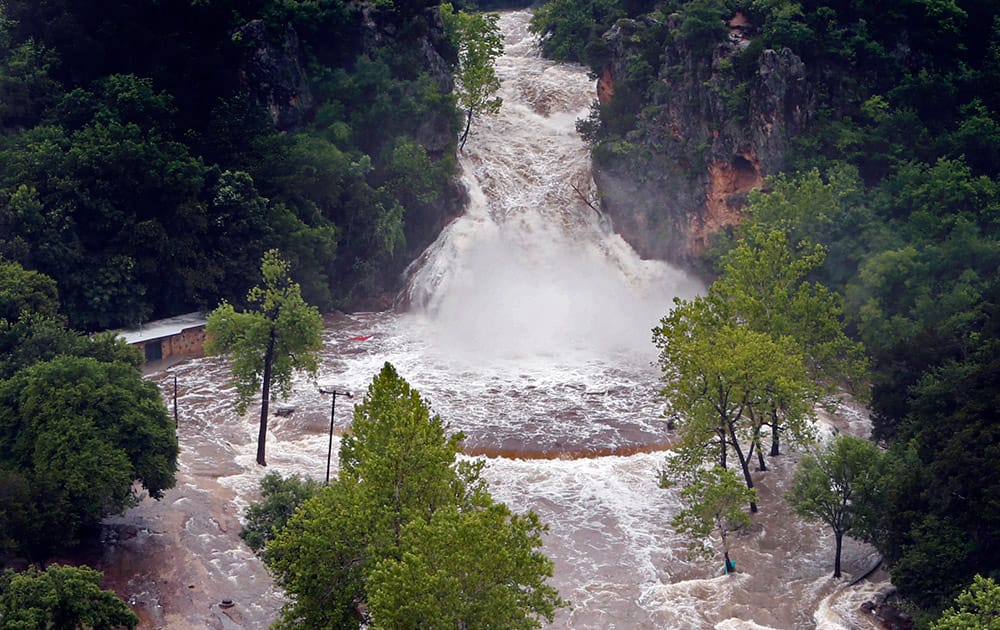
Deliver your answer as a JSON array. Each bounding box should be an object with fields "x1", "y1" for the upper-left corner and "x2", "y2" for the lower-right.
[
  {"x1": 404, "y1": 13, "x2": 699, "y2": 362},
  {"x1": 107, "y1": 11, "x2": 888, "y2": 629}
]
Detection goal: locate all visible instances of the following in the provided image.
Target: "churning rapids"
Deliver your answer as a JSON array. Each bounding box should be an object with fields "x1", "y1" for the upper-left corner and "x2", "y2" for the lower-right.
[{"x1": 98, "y1": 11, "x2": 890, "y2": 629}]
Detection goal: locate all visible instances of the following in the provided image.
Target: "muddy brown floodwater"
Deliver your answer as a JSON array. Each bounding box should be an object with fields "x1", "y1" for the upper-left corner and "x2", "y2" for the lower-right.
[
  {"x1": 93, "y1": 336, "x2": 892, "y2": 630},
  {"x1": 95, "y1": 359, "x2": 283, "y2": 628}
]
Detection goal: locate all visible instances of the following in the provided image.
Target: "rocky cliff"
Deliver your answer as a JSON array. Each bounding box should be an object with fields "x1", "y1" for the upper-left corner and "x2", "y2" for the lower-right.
[
  {"x1": 593, "y1": 11, "x2": 814, "y2": 269},
  {"x1": 235, "y1": 20, "x2": 315, "y2": 132}
]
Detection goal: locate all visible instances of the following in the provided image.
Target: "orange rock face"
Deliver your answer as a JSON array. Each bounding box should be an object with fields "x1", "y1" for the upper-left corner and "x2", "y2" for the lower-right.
[
  {"x1": 597, "y1": 66, "x2": 615, "y2": 106},
  {"x1": 690, "y1": 153, "x2": 763, "y2": 254}
]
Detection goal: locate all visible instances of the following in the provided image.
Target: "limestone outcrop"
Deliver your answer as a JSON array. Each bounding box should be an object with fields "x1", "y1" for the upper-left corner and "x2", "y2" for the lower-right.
[{"x1": 593, "y1": 12, "x2": 814, "y2": 268}]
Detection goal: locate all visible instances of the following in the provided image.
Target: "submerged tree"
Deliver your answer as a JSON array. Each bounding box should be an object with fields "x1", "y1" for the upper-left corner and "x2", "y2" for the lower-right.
[
  {"x1": 266, "y1": 362, "x2": 565, "y2": 628},
  {"x1": 666, "y1": 464, "x2": 757, "y2": 573},
  {"x1": 712, "y1": 226, "x2": 868, "y2": 462},
  {"x1": 654, "y1": 295, "x2": 815, "y2": 512},
  {"x1": 442, "y1": 4, "x2": 503, "y2": 150},
  {"x1": 205, "y1": 249, "x2": 323, "y2": 466},
  {"x1": 786, "y1": 435, "x2": 882, "y2": 578}
]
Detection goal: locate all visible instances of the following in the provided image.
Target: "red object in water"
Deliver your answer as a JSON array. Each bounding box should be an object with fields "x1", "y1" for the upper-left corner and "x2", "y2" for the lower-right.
[{"x1": 348, "y1": 334, "x2": 374, "y2": 342}]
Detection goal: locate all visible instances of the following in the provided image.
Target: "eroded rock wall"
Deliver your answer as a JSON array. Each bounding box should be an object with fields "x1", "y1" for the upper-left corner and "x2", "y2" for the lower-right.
[{"x1": 593, "y1": 12, "x2": 814, "y2": 268}]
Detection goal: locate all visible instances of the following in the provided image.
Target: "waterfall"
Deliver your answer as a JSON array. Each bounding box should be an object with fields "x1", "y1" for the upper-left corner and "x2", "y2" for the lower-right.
[{"x1": 402, "y1": 10, "x2": 700, "y2": 362}]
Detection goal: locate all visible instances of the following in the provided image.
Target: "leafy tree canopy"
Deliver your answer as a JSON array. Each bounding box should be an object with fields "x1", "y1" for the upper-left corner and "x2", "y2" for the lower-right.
[
  {"x1": 367, "y1": 503, "x2": 563, "y2": 630},
  {"x1": 265, "y1": 362, "x2": 565, "y2": 629},
  {"x1": 0, "y1": 564, "x2": 138, "y2": 630},
  {"x1": 0, "y1": 258, "x2": 59, "y2": 321},
  {"x1": 0, "y1": 0, "x2": 463, "y2": 328},
  {"x1": 932, "y1": 574, "x2": 1000, "y2": 630},
  {"x1": 0, "y1": 355, "x2": 177, "y2": 556}
]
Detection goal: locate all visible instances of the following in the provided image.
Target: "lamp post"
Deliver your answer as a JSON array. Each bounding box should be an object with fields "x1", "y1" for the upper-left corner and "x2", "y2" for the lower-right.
[{"x1": 319, "y1": 388, "x2": 352, "y2": 484}]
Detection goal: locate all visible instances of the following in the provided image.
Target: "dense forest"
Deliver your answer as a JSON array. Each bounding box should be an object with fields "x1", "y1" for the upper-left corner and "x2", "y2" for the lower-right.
[
  {"x1": 0, "y1": 0, "x2": 506, "y2": 624},
  {"x1": 0, "y1": 0, "x2": 485, "y2": 331},
  {"x1": 530, "y1": 0, "x2": 999, "y2": 623}
]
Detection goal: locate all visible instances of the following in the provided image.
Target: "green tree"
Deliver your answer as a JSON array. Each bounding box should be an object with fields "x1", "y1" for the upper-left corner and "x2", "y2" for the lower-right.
[
  {"x1": 0, "y1": 468, "x2": 34, "y2": 556},
  {"x1": 0, "y1": 317, "x2": 141, "y2": 380},
  {"x1": 205, "y1": 249, "x2": 323, "y2": 466},
  {"x1": 367, "y1": 503, "x2": 565, "y2": 630},
  {"x1": 712, "y1": 227, "x2": 867, "y2": 461},
  {"x1": 267, "y1": 478, "x2": 371, "y2": 628},
  {"x1": 239, "y1": 472, "x2": 320, "y2": 555},
  {"x1": 266, "y1": 362, "x2": 565, "y2": 628},
  {"x1": 665, "y1": 465, "x2": 757, "y2": 573},
  {"x1": 442, "y1": 5, "x2": 503, "y2": 149},
  {"x1": 528, "y1": 0, "x2": 623, "y2": 69},
  {"x1": 0, "y1": 259, "x2": 59, "y2": 321},
  {"x1": 654, "y1": 296, "x2": 815, "y2": 512},
  {"x1": 713, "y1": 166, "x2": 872, "y2": 291},
  {"x1": 932, "y1": 575, "x2": 1000, "y2": 629},
  {"x1": 888, "y1": 515, "x2": 978, "y2": 612},
  {"x1": 0, "y1": 564, "x2": 138, "y2": 630},
  {"x1": 0, "y1": 76, "x2": 209, "y2": 329},
  {"x1": 676, "y1": 0, "x2": 728, "y2": 56},
  {"x1": 0, "y1": 260, "x2": 141, "y2": 380},
  {"x1": 0, "y1": 35, "x2": 62, "y2": 129},
  {"x1": 786, "y1": 435, "x2": 883, "y2": 578},
  {"x1": 0, "y1": 355, "x2": 177, "y2": 555}
]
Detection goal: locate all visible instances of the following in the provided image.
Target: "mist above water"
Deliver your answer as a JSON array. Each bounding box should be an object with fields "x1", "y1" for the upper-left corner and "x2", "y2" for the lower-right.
[{"x1": 424, "y1": 215, "x2": 693, "y2": 361}]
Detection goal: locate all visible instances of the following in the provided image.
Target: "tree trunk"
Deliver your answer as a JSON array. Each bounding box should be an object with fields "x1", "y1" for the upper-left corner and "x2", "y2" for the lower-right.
[
  {"x1": 740, "y1": 460, "x2": 758, "y2": 513},
  {"x1": 769, "y1": 410, "x2": 781, "y2": 457},
  {"x1": 756, "y1": 438, "x2": 767, "y2": 471},
  {"x1": 459, "y1": 108, "x2": 473, "y2": 150},
  {"x1": 728, "y1": 427, "x2": 758, "y2": 513},
  {"x1": 749, "y1": 424, "x2": 766, "y2": 471},
  {"x1": 719, "y1": 430, "x2": 727, "y2": 469},
  {"x1": 257, "y1": 328, "x2": 277, "y2": 466},
  {"x1": 833, "y1": 530, "x2": 843, "y2": 578}
]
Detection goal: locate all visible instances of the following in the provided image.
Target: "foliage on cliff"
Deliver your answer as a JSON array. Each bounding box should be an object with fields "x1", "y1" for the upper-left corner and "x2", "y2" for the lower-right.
[
  {"x1": 0, "y1": 0, "x2": 469, "y2": 330},
  {"x1": 532, "y1": 0, "x2": 1000, "y2": 618}
]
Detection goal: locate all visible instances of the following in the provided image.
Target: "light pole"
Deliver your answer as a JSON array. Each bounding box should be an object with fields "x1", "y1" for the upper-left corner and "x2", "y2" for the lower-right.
[{"x1": 319, "y1": 388, "x2": 352, "y2": 484}]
